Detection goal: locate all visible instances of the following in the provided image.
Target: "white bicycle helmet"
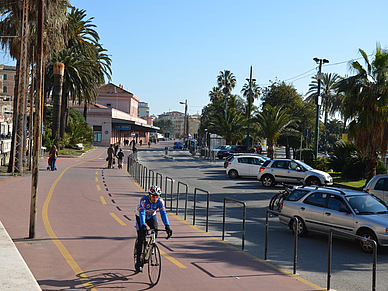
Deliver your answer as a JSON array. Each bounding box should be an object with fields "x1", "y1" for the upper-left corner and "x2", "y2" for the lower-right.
[{"x1": 149, "y1": 185, "x2": 162, "y2": 196}]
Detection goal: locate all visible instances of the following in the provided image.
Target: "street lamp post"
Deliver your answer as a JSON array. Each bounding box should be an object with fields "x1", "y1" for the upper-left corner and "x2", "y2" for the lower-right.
[
  {"x1": 313, "y1": 57, "x2": 329, "y2": 160},
  {"x1": 246, "y1": 66, "x2": 256, "y2": 153},
  {"x1": 180, "y1": 99, "x2": 188, "y2": 148}
]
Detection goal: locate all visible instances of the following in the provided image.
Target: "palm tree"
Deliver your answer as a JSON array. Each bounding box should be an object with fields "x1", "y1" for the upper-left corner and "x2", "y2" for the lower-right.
[
  {"x1": 241, "y1": 80, "x2": 260, "y2": 116},
  {"x1": 208, "y1": 86, "x2": 222, "y2": 102},
  {"x1": 336, "y1": 44, "x2": 388, "y2": 181},
  {"x1": 217, "y1": 70, "x2": 236, "y2": 95},
  {"x1": 45, "y1": 7, "x2": 111, "y2": 145},
  {"x1": 254, "y1": 104, "x2": 298, "y2": 159},
  {"x1": 208, "y1": 106, "x2": 246, "y2": 144}
]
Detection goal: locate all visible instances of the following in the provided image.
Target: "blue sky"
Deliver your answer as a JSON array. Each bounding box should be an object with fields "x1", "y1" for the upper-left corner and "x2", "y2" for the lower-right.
[{"x1": 2, "y1": 0, "x2": 388, "y2": 117}]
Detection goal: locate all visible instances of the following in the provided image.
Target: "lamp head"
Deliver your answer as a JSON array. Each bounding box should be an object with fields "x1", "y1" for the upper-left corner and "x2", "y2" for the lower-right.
[
  {"x1": 323, "y1": 59, "x2": 329, "y2": 64},
  {"x1": 313, "y1": 57, "x2": 319, "y2": 63}
]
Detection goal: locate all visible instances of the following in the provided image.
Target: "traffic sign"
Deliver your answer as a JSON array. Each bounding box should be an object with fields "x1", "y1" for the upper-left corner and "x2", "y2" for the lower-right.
[{"x1": 131, "y1": 132, "x2": 136, "y2": 137}]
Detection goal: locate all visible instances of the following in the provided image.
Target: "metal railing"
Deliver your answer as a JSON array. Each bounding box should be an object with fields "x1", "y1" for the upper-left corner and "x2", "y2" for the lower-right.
[
  {"x1": 265, "y1": 210, "x2": 299, "y2": 275},
  {"x1": 327, "y1": 229, "x2": 377, "y2": 291},
  {"x1": 193, "y1": 188, "x2": 210, "y2": 232},
  {"x1": 156, "y1": 172, "x2": 162, "y2": 188},
  {"x1": 176, "y1": 181, "x2": 188, "y2": 216},
  {"x1": 165, "y1": 176, "x2": 174, "y2": 211},
  {"x1": 222, "y1": 198, "x2": 246, "y2": 250}
]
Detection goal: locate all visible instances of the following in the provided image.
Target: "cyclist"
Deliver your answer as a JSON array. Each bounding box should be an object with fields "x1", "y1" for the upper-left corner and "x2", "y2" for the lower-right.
[{"x1": 135, "y1": 185, "x2": 172, "y2": 273}]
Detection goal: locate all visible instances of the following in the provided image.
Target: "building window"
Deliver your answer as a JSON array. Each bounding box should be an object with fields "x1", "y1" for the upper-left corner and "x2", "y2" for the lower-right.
[
  {"x1": 93, "y1": 125, "x2": 102, "y2": 142},
  {"x1": 3, "y1": 74, "x2": 7, "y2": 81},
  {"x1": 3, "y1": 86, "x2": 7, "y2": 93}
]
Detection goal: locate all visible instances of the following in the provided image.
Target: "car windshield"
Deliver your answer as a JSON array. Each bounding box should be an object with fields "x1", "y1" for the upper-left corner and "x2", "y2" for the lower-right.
[
  {"x1": 225, "y1": 146, "x2": 232, "y2": 150},
  {"x1": 346, "y1": 194, "x2": 388, "y2": 214},
  {"x1": 296, "y1": 160, "x2": 313, "y2": 170}
]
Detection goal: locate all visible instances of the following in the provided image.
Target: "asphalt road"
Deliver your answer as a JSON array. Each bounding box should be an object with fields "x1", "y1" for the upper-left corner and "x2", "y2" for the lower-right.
[{"x1": 135, "y1": 141, "x2": 388, "y2": 291}]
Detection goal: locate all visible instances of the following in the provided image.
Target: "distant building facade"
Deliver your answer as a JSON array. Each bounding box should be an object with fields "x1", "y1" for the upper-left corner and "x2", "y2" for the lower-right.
[
  {"x1": 158, "y1": 111, "x2": 184, "y2": 138},
  {"x1": 72, "y1": 83, "x2": 159, "y2": 146},
  {"x1": 138, "y1": 102, "x2": 149, "y2": 118}
]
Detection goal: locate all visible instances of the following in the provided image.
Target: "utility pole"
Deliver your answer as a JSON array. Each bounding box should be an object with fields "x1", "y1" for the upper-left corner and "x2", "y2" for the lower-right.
[
  {"x1": 313, "y1": 57, "x2": 329, "y2": 160},
  {"x1": 246, "y1": 66, "x2": 255, "y2": 153},
  {"x1": 29, "y1": 0, "x2": 44, "y2": 239}
]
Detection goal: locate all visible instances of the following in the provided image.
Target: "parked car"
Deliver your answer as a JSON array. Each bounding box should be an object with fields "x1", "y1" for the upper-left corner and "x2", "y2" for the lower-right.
[
  {"x1": 257, "y1": 159, "x2": 333, "y2": 187},
  {"x1": 217, "y1": 145, "x2": 253, "y2": 159},
  {"x1": 279, "y1": 186, "x2": 388, "y2": 253},
  {"x1": 364, "y1": 174, "x2": 388, "y2": 203},
  {"x1": 173, "y1": 141, "x2": 183, "y2": 149},
  {"x1": 225, "y1": 154, "x2": 269, "y2": 179},
  {"x1": 211, "y1": 145, "x2": 229, "y2": 155}
]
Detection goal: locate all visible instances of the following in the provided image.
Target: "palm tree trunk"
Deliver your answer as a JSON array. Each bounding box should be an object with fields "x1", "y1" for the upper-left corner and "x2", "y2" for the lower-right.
[
  {"x1": 52, "y1": 62, "x2": 64, "y2": 140},
  {"x1": 60, "y1": 89, "x2": 69, "y2": 148},
  {"x1": 365, "y1": 155, "x2": 378, "y2": 183},
  {"x1": 268, "y1": 140, "x2": 275, "y2": 159}
]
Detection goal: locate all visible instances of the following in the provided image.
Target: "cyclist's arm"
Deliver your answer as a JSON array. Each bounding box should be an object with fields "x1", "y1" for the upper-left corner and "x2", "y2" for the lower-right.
[
  {"x1": 158, "y1": 198, "x2": 170, "y2": 226},
  {"x1": 139, "y1": 208, "x2": 146, "y2": 226}
]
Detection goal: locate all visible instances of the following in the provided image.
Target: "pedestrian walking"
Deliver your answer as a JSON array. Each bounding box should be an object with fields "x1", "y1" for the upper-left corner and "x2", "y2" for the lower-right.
[
  {"x1": 107, "y1": 144, "x2": 114, "y2": 169},
  {"x1": 148, "y1": 140, "x2": 151, "y2": 148},
  {"x1": 49, "y1": 144, "x2": 58, "y2": 171},
  {"x1": 117, "y1": 148, "x2": 124, "y2": 169}
]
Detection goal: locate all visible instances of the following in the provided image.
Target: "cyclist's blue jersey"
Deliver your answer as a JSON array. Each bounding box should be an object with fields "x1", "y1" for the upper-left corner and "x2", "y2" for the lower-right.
[{"x1": 136, "y1": 195, "x2": 169, "y2": 227}]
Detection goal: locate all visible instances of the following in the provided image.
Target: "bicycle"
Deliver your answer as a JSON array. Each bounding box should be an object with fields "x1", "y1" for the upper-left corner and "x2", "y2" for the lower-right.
[
  {"x1": 133, "y1": 229, "x2": 171, "y2": 286},
  {"x1": 268, "y1": 183, "x2": 294, "y2": 212}
]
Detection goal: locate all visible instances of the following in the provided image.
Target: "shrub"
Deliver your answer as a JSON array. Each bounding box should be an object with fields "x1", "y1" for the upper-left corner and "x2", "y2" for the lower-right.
[
  {"x1": 341, "y1": 153, "x2": 366, "y2": 180},
  {"x1": 315, "y1": 157, "x2": 330, "y2": 172},
  {"x1": 329, "y1": 140, "x2": 357, "y2": 172}
]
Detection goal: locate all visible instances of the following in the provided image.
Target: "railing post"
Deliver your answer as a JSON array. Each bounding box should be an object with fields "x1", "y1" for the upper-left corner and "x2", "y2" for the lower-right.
[
  {"x1": 193, "y1": 188, "x2": 210, "y2": 232},
  {"x1": 165, "y1": 176, "x2": 174, "y2": 211},
  {"x1": 327, "y1": 229, "x2": 377, "y2": 291},
  {"x1": 223, "y1": 198, "x2": 246, "y2": 250},
  {"x1": 176, "y1": 182, "x2": 188, "y2": 216},
  {"x1": 265, "y1": 210, "x2": 298, "y2": 274}
]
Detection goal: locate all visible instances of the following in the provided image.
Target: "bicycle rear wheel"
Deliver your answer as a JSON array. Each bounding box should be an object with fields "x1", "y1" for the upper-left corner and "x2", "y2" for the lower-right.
[
  {"x1": 148, "y1": 244, "x2": 161, "y2": 286},
  {"x1": 133, "y1": 238, "x2": 138, "y2": 268}
]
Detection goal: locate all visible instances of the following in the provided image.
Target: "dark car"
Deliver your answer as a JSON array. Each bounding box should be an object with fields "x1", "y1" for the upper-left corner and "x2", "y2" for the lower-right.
[
  {"x1": 217, "y1": 145, "x2": 251, "y2": 159},
  {"x1": 173, "y1": 141, "x2": 183, "y2": 149}
]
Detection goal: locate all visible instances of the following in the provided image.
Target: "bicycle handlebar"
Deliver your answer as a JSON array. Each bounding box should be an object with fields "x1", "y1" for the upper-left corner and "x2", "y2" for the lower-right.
[{"x1": 147, "y1": 228, "x2": 172, "y2": 239}]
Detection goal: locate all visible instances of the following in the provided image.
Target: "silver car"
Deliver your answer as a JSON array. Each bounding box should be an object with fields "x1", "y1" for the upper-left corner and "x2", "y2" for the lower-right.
[
  {"x1": 257, "y1": 159, "x2": 333, "y2": 187},
  {"x1": 279, "y1": 186, "x2": 388, "y2": 253},
  {"x1": 364, "y1": 174, "x2": 388, "y2": 203}
]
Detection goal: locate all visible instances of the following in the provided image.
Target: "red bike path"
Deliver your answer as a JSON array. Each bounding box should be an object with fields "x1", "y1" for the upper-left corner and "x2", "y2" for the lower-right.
[{"x1": 0, "y1": 147, "x2": 322, "y2": 290}]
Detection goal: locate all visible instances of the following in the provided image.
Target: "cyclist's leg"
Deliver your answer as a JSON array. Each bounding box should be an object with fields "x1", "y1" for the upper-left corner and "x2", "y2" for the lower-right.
[
  {"x1": 147, "y1": 215, "x2": 159, "y2": 238},
  {"x1": 135, "y1": 215, "x2": 145, "y2": 271}
]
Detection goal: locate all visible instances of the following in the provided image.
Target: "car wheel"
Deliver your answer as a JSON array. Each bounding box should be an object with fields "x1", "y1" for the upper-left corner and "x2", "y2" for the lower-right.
[
  {"x1": 291, "y1": 216, "x2": 308, "y2": 237},
  {"x1": 228, "y1": 169, "x2": 239, "y2": 179},
  {"x1": 306, "y1": 176, "x2": 320, "y2": 186},
  {"x1": 261, "y1": 175, "x2": 275, "y2": 187},
  {"x1": 357, "y1": 229, "x2": 378, "y2": 254}
]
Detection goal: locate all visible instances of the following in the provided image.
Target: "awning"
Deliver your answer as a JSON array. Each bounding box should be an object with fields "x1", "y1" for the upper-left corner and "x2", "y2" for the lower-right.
[{"x1": 111, "y1": 118, "x2": 159, "y2": 132}]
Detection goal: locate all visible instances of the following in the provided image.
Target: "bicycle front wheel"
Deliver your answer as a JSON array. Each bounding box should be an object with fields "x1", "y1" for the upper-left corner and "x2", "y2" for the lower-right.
[{"x1": 148, "y1": 244, "x2": 161, "y2": 286}]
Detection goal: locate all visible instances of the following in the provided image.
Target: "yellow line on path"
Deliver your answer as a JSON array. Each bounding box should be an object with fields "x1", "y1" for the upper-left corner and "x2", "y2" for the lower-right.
[
  {"x1": 100, "y1": 196, "x2": 107, "y2": 205},
  {"x1": 160, "y1": 249, "x2": 187, "y2": 269},
  {"x1": 95, "y1": 177, "x2": 98, "y2": 182},
  {"x1": 110, "y1": 213, "x2": 126, "y2": 225},
  {"x1": 95, "y1": 171, "x2": 98, "y2": 175},
  {"x1": 42, "y1": 150, "x2": 104, "y2": 291},
  {"x1": 96, "y1": 185, "x2": 101, "y2": 191}
]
